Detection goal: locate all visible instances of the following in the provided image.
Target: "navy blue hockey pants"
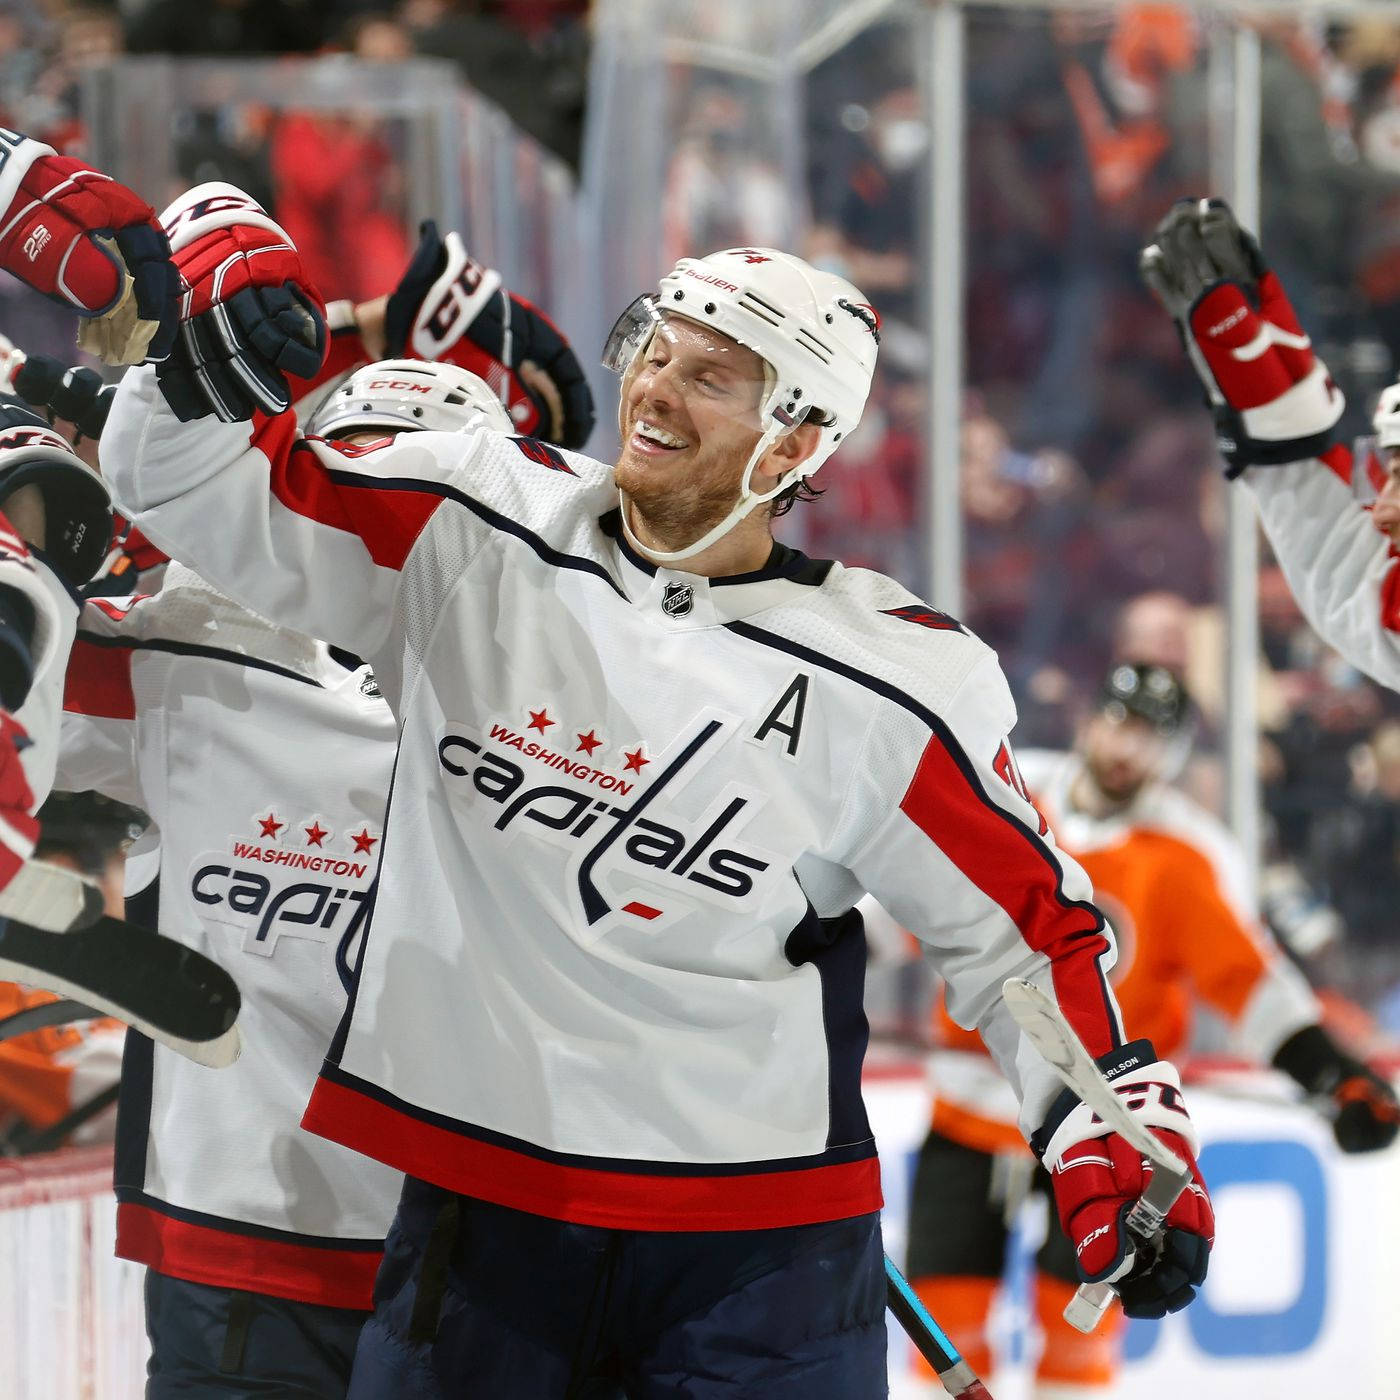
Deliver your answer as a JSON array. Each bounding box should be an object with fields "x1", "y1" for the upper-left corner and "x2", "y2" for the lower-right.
[
  {"x1": 346, "y1": 1176, "x2": 888, "y2": 1399},
  {"x1": 144, "y1": 1270, "x2": 368, "y2": 1397}
]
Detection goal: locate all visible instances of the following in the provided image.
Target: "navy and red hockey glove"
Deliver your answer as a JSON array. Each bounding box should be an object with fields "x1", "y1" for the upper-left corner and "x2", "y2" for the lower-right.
[
  {"x1": 1140, "y1": 197, "x2": 1344, "y2": 477},
  {"x1": 384, "y1": 220, "x2": 594, "y2": 449},
  {"x1": 1273, "y1": 1024, "x2": 1400, "y2": 1155},
  {"x1": 0, "y1": 129, "x2": 179, "y2": 365},
  {"x1": 156, "y1": 182, "x2": 326, "y2": 423},
  {"x1": 1032, "y1": 1039, "x2": 1214, "y2": 1320}
]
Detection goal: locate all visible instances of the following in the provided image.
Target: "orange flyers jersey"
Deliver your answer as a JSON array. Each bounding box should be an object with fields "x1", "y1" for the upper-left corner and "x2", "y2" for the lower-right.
[
  {"x1": 929, "y1": 748, "x2": 1319, "y2": 1154},
  {"x1": 0, "y1": 981, "x2": 123, "y2": 1140}
]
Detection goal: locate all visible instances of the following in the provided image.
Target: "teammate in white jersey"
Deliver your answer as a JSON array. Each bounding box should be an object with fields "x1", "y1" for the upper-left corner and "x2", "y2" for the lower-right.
[
  {"x1": 1140, "y1": 197, "x2": 1400, "y2": 692},
  {"x1": 84, "y1": 172, "x2": 1217, "y2": 1397},
  {"x1": 13, "y1": 224, "x2": 591, "y2": 1391}
]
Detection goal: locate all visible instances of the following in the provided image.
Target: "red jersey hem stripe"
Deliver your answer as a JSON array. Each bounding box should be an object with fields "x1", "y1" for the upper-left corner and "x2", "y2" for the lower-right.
[
  {"x1": 302, "y1": 1075, "x2": 884, "y2": 1232},
  {"x1": 115, "y1": 1201, "x2": 379, "y2": 1310}
]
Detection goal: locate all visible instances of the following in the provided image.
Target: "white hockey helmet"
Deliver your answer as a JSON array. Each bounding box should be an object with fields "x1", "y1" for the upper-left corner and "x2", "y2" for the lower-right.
[
  {"x1": 602, "y1": 247, "x2": 881, "y2": 562},
  {"x1": 1374, "y1": 380, "x2": 1400, "y2": 450},
  {"x1": 307, "y1": 359, "x2": 514, "y2": 441}
]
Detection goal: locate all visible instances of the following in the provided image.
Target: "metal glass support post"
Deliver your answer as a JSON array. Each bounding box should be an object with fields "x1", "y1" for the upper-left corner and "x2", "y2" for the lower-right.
[
  {"x1": 1220, "y1": 22, "x2": 1263, "y2": 897},
  {"x1": 925, "y1": 0, "x2": 965, "y2": 615}
]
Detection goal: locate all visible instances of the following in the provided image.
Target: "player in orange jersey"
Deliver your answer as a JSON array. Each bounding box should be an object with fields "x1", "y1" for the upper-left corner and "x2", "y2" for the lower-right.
[{"x1": 904, "y1": 662, "x2": 1399, "y2": 1399}]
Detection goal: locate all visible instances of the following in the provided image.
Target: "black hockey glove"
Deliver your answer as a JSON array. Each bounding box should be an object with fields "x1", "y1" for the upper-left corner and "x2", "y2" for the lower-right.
[
  {"x1": 384, "y1": 220, "x2": 594, "y2": 449},
  {"x1": 1273, "y1": 1024, "x2": 1400, "y2": 1154}
]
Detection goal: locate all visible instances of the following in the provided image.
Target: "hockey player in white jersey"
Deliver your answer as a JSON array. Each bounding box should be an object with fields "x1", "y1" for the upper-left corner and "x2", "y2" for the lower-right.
[
  {"x1": 1139, "y1": 197, "x2": 1400, "y2": 692},
  {"x1": 93, "y1": 176, "x2": 1216, "y2": 1397},
  {"x1": 17, "y1": 232, "x2": 591, "y2": 1391}
]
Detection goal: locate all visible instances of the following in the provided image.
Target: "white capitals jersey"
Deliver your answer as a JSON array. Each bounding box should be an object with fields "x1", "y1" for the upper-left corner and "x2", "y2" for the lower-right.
[
  {"x1": 57, "y1": 564, "x2": 402, "y2": 1307},
  {"x1": 1246, "y1": 445, "x2": 1400, "y2": 692},
  {"x1": 105, "y1": 367, "x2": 1128, "y2": 1233}
]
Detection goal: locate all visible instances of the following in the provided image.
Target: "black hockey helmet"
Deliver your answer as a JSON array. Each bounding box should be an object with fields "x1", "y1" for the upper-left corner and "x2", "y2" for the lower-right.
[{"x1": 1096, "y1": 662, "x2": 1190, "y2": 734}]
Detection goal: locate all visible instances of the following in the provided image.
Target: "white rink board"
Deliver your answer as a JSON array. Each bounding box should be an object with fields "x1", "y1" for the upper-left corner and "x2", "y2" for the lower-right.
[
  {"x1": 2, "y1": 1073, "x2": 1398, "y2": 1398},
  {"x1": 870, "y1": 1066, "x2": 1400, "y2": 1399}
]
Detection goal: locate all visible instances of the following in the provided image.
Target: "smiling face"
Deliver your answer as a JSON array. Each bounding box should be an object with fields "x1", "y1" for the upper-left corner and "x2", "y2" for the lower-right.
[{"x1": 613, "y1": 314, "x2": 772, "y2": 543}]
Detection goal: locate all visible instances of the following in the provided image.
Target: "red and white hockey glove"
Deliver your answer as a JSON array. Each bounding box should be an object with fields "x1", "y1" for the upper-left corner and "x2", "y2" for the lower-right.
[
  {"x1": 1140, "y1": 197, "x2": 1344, "y2": 478},
  {"x1": 1031, "y1": 1039, "x2": 1214, "y2": 1320},
  {"x1": 156, "y1": 183, "x2": 326, "y2": 423},
  {"x1": 383, "y1": 219, "x2": 594, "y2": 448},
  {"x1": 0, "y1": 129, "x2": 179, "y2": 366}
]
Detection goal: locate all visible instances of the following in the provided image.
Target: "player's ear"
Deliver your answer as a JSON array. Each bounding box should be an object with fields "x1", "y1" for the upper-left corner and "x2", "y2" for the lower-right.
[{"x1": 755, "y1": 421, "x2": 822, "y2": 492}]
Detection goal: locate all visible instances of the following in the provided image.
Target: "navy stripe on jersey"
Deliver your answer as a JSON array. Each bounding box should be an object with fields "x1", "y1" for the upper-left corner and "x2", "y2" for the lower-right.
[
  {"x1": 113, "y1": 1188, "x2": 383, "y2": 1250},
  {"x1": 784, "y1": 905, "x2": 872, "y2": 1151},
  {"x1": 72, "y1": 629, "x2": 325, "y2": 689},
  {"x1": 314, "y1": 1059, "x2": 876, "y2": 1176},
  {"x1": 320, "y1": 467, "x2": 627, "y2": 599},
  {"x1": 113, "y1": 1028, "x2": 153, "y2": 1197},
  {"x1": 726, "y1": 619, "x2": 1120, "y2": 1052}
]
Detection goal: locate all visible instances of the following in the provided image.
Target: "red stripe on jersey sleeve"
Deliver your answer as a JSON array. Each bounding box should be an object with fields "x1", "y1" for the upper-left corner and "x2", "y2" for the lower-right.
[
  {"x1": 254, "y1": 414, "x2": 441, "y2": 571},
  {"x1": 116, "y1": 1201, "x2": 380, "y2": 1310},
  {"x1": 899, "y1": 732, "x2": 1116, "y2": 1056},
  {"x1": 63, "y1": 637, "x2": 135, "y2": 720}
]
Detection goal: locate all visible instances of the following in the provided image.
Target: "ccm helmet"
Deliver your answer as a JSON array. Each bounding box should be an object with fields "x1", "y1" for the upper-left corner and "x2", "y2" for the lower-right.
[
  {"x1": 308, "y1": 359, "x2": 514, "y2": 440},
  {"x1": 602, "y1": 247, "x2": 881, "y2": 561}
]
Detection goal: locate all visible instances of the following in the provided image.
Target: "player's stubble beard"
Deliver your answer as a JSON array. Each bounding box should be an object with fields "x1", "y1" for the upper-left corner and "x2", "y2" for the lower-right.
[{"x1": 614, "y1": 410, "x2": 764, "y2": 554}]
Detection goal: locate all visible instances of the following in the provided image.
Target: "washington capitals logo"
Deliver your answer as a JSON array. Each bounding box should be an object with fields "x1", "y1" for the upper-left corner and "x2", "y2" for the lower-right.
[
  {"x1": 662, "y1": 582, "x2": 694, "y2": 617},
  {"x1": 837, "y1": 299, "x2": 881, "y2": 342}
]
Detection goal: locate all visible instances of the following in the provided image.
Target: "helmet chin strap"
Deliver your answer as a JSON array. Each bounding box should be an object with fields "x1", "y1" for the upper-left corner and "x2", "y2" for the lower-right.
[{"x1": 618, "y1": 421, "x2": 800, "y2": 566}]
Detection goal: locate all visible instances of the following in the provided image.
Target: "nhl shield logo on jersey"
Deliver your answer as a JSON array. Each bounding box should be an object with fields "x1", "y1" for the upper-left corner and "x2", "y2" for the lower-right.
[{"x1": 661, "y1": 582, "x2": 694, "y2": 617}]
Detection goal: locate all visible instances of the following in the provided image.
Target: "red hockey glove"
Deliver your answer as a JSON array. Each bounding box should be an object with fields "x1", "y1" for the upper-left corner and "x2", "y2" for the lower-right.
[
  {"x1": 1273, "y1": 1024, "x2": 1400, "y2": 1155},
  {"x1": 0, "y1": 712, "x2": 38, "y2": 894},
  {"x1": 383, "y1": 220, "x2": 595, "y2": 448},
  {"x1": 1140, "y1": 197, "x2": 1344, "y2": 478},
  {"x1": 156, "y1": 183, "x2": 326, "y2": 423},
  {"x1": 0, "y1": 130, "x2": 179, "y2": 365},
  {"x1": 1031, "y1": 1039, "x2": 1214, "y2": 1320}
]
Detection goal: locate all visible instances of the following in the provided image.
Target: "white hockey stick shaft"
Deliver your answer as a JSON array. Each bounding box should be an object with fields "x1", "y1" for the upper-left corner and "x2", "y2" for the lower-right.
[
  {"x1": 0, "y1": 858, "x2": 103, "y2": 933},
  {"x1": 1001, "y1": 978, "x2": 1194, "y2": 1332}
]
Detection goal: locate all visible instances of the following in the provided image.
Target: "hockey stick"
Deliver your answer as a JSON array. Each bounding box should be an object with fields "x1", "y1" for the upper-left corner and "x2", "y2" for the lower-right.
[
  {"x1": 0, "y1": 996, "x2": 100, "y2": 1042},
  {"x1": 885, "y1": 1254, "x2": 994, "y2": 1399},
  {"x1": 0, "y1": 915, "x2": 241, "y2": 1068},
  {"x1": 0, "y1": 859, "x2": 104, "y2": 934},
  {"x1": 1001, "y1": 978, "x2": 1194, "y2": 1333}
]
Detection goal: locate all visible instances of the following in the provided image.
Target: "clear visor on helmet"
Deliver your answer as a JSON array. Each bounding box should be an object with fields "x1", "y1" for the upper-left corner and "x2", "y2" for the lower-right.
[
  {"x1": 602, "y1": 294, "x2": 662, "y2": 374},
  {"x1": 1348, "y1": 434, "x2": 1396, "y2": 506},
  {"x1": 602, "y1": 295, "x2": 775, "y2": 421}
]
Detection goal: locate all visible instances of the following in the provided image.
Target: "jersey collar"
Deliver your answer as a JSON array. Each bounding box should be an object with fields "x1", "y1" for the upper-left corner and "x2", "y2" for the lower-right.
[{"x1": 600, "y1": 508, "x2": 833, "y2": 627}]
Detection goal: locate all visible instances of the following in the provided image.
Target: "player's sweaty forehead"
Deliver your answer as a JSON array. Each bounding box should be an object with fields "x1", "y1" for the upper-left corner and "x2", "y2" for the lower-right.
[{"x1": 645, "y1": 312, "x2": 770, "y2": 390}]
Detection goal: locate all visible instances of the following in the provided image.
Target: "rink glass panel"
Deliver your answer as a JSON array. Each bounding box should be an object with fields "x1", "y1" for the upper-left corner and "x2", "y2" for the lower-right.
[{"x1": 78, "y1": 56, "x2": 575, "y2": 319}]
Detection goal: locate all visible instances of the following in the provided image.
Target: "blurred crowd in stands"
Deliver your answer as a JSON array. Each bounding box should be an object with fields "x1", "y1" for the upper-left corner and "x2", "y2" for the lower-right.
[{"x1": 1, "y1": 2, "x2": 1400, "y2": 1144}]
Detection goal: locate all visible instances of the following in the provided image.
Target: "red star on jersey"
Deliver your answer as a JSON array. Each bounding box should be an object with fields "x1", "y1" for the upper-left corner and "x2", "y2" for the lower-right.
[
  {"x1": 622, "y1": 747, "x2": 649, "y2": 773},
  {"x1": 351, "y1": 829, "x2": 378, "y2": 854},
  {"x1": 258, "y1": 814, "x2": 283, "y2": 839},
  {"x1": 304, "y1": 821, "x2": 328, "y2": 847},
  {"x1": 576, "y1": 730, "x2": 602, "y2": 757},
  {"x1": 527, "y1": 708, "x2": 555, "y2": 733}
]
